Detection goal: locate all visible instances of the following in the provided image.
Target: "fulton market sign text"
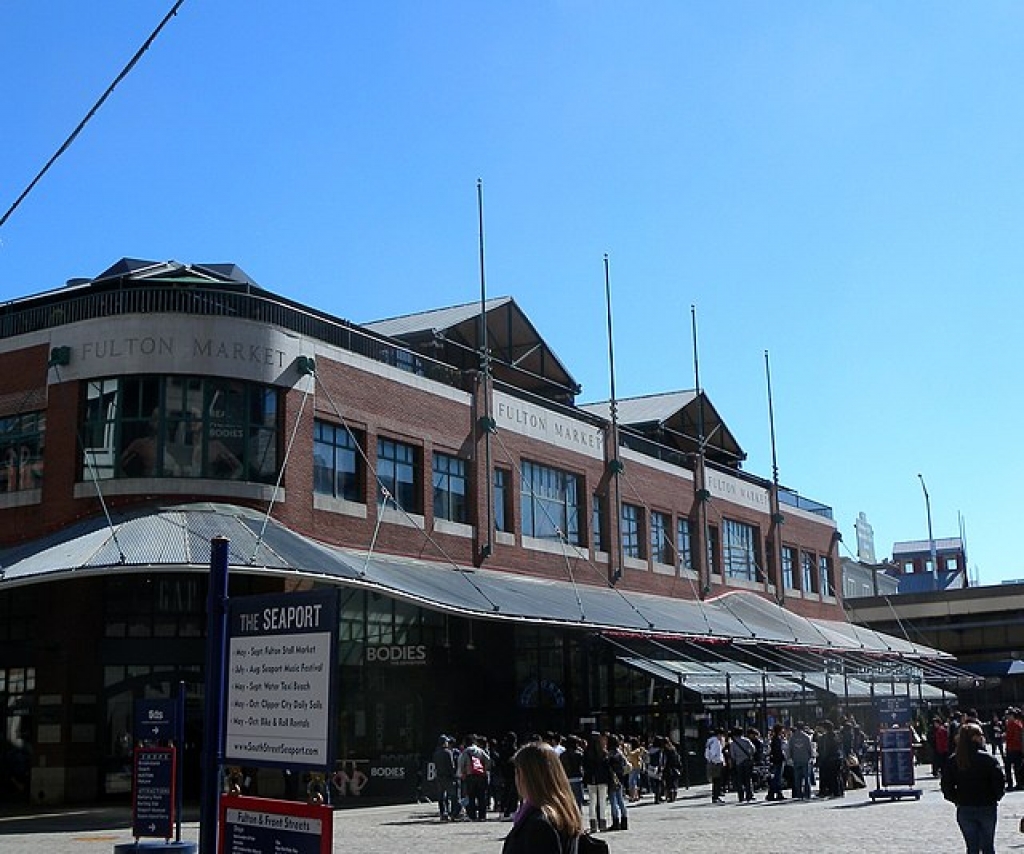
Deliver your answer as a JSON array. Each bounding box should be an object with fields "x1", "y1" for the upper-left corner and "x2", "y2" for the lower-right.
[
  {"x1": 494, "y1": 391, "x2": 604, "y2": 460},
  {"x1": 53, "y1": 315, "x2": 303, "y2": 387},
  {"x1": 80, "y1": 336, "x2": 289, "y2": 368}
]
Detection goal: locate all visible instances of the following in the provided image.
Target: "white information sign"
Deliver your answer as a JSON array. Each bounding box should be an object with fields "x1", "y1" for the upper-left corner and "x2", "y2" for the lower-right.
[{"x1": 224, "y1": 590, "x2": 337, "y2": 769}]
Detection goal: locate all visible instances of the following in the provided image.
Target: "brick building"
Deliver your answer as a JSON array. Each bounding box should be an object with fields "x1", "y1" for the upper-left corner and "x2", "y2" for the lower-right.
[{"x1": 0, "y1": 259, "x2": 953, "y2": 805}]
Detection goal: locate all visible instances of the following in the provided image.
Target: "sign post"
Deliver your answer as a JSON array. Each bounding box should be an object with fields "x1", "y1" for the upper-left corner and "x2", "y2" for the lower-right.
[
  {"x1": 869, "y1": 695, "x2": 922, "y2": 801},
  {"x1": 224, "y1": 589, "x2": 338, "y2": 771}
]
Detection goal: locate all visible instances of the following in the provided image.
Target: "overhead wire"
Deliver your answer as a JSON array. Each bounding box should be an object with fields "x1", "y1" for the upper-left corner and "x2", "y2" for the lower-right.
[{"x1": 0, "y1": 0, "x2": 188, "y2": 231}]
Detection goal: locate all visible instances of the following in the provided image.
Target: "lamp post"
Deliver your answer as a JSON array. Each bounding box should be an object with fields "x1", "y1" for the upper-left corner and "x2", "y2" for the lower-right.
[{"x1": 917, "y1": 474, "x2": 938, "y2": 591}]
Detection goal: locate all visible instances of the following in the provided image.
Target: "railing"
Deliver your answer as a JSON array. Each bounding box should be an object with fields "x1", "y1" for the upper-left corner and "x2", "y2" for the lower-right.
[
  {"x1": 0, "y1": 285, "x2": 462, "y2": 387},
  {"x1": 778, "y1": 489, "x2": 833, "y2": 520}
]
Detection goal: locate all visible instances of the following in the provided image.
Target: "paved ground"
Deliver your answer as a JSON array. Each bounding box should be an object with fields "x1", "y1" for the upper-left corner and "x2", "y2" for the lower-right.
[{"x1": 2, "y1": 775, "x2": 1024, "y2": 853}]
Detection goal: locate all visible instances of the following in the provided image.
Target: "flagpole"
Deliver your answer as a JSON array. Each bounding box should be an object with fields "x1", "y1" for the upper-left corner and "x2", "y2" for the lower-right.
[
  {"x1": 604, "y1": 254, "x2": 623, "y2": 583},
  {"x1": 477, "y1": 179, "x2": 494, "y2": 559},
  {"x1": 692, "y1": 306, "x2": 711, "y2": 598},
  {"x1": 765, "y1": 350, "x2": 785, "y2": 604}
]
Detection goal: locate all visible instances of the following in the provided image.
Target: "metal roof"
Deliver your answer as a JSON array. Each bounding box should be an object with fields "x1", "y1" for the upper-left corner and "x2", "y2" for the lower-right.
[
  {"x1": 363, "y1": 297, "x2": 512, "y2": 338},
  {"x1": 0, "y1": 503, "x2": 951, "y2": 658},
  {"x1": 580, "y1": 391, "x2": 699, "y2": 426}
]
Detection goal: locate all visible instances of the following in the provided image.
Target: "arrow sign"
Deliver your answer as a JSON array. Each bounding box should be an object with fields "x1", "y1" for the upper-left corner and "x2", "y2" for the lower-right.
[{"x1": 134, "y1": 699, "x2": 176, "y2": 744}]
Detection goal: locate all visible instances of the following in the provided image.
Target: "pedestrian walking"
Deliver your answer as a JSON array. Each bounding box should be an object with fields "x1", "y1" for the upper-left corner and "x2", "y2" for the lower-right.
[
  {"x1": 941, "y1": 722, "x2": 1005, "y2": 854},
  {"x1": 502, "y1": 742, "x2": 585, "y2": 854}
]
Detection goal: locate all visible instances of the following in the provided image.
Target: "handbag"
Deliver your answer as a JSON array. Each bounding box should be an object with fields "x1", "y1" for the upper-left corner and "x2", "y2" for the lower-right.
[{"x1": 568, "y1": 833, "x2": 610, "y2": 854}]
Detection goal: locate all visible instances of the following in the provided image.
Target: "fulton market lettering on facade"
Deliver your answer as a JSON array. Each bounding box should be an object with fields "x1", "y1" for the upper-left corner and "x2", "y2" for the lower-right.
[
  {"x1": 80, "y1": 336, "x2": 288, "y2": 368},
  {"x1": 495, "y1": 392, "x2": 604, "y2": 460}
]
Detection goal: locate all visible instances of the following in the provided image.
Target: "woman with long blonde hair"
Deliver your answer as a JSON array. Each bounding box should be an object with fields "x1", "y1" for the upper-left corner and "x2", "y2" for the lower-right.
[{"x1": 502, "y1": 741, "x2": 585, "y2": 854}]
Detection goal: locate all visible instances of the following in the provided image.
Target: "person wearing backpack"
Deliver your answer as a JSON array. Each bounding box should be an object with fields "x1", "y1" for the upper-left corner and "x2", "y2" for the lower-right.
[{"x1": 457, "y1": 734, "x2": 491, "y2": 821}]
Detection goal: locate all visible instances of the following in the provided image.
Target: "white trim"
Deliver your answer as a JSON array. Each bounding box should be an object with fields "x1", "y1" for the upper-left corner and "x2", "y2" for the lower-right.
[
  {"x1": 522, "y1": 534, "x2": 588, "y2": 560},
  {"x1": 313, "y1": 493, "x2": 367, "y2": 519},
  {"x1": 433, "y1": 518, "x2": 473, "y2": 538},
  {"x1": 74, "y1": 479, "x2": 281, "y2": 502}
]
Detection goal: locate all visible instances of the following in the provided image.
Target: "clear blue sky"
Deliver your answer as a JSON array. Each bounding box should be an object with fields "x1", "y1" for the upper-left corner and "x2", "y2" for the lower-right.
[{"x1": 2, "y1": 2, "x2": 1021, "y2": 583}]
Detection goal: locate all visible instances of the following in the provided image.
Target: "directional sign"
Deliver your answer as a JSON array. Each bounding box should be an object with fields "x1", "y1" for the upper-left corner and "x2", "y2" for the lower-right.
[
  {"x1": 219, "y1": 794, "x2": 332, "y2": 854},
  {"x1": 132, "y1": 747, "x2": 176, "y2": 840},
  {"x1": 134, "y1": 699, "x2": 176, "y2": 743},
  {"x1": 875, "y1": 695, "x2": 912, "y2": 727}
]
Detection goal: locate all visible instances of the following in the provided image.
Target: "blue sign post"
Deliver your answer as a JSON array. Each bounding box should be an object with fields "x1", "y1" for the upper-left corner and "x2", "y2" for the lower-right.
[
  {"x1": 870, "y1": 695, "x2": 922, "y2": 801},
  {"x1": 132, "y1": 747, "x2": 176, "y2": 840}
]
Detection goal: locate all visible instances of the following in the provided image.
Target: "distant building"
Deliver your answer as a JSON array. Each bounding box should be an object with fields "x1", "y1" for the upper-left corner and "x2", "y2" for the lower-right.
[
  {"x1": 840, "y1": 556, "x2": 900, "y2": 599},
  {"x1": 892, "y1": 538, "x2": 967, "y2": 593}
]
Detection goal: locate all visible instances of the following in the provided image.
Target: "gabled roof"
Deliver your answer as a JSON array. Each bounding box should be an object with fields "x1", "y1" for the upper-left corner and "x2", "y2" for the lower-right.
[
  {"x1": 579, "y1": 390, "x2": 746, "y2": 467},
  {"x1": 364, "y1": 296, "x2": 579, "y2": 403},
  {"x1": 92, "y1": 258, "x2": 259, "y2": 287}
]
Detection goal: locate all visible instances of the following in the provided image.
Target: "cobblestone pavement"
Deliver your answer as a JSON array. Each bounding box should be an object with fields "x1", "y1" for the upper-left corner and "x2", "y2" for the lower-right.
[{"x1": 3, "y1": 775, "x2": 1024, "y2": 853}]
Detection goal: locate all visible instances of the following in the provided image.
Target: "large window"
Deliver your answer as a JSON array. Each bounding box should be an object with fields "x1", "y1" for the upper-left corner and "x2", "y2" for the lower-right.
[
  {"x1": 723, "y1": 519, "x2": 759, "y2": 582},
  {"x1": 313, "y1": 420, "x2": 363, "y2": 502},
  {"x1": 621, "y1": 503, "x2": 643, "y2": 559},
  {"x1": 819, "y1": 555, "x2": 834, "y2": 597},
  {"x1": 494, "y1": 468, "x2": 511, "y2": 532},
  {"x1": 82, "y1": 376, "x2": 278, "y2": 482},
  {"x1": 651, "y1": 511, "x2": 672, "y2": 564},
  {"x1": 0, "y1": 411, "x2": 45, "y2": 493},
  {"x1": 377, "y1": 438, "x2": 420, "y2": 512},
  {"x1": 433, "y1": 452, "x2": 467, "y2": 523},
  {"x1": 782, "y1": 546, "x2": 796, "y2": 590},
  {"x1": 591, "y1": 493, "x2": 606, "y2": 552},
  {"x1": 676, "y1": 517, "x2": 693, "y2": 570},
  {"x1": 520, "y1": 461, "x2": 581, "y2": 545},
  {"x1": 801, "y1": 551, "x2": 816, "y2": 593}
]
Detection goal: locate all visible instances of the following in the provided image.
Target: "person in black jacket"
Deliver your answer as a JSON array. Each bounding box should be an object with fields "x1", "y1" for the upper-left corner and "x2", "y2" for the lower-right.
[
  {"x1": 941, "y1": 721, "x2": 1005, "y2": 854},
  {"x1": 502, "y1": 741, "x2": 585, "y2": 854}
]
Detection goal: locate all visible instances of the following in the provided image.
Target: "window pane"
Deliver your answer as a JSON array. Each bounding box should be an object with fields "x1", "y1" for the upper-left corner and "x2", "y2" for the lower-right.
[
  {"x1": 520, "y1": 461, "x2": 580, "y2": 545},
  {"x1": 676, "y1": 518, "x2": 692, "y2": 570},
  {"x1": 723, "y1": 519, "x2": 759, "y2": 582},
  {"x1": 432, "y1": 453, "x2": 467, "y2": 522},
  {"x1": 378, "y1": 438, "x2": 419, "y2": 512},
  {"x1": 621, "y1": 503, "x2": 642, "y2": 559}
]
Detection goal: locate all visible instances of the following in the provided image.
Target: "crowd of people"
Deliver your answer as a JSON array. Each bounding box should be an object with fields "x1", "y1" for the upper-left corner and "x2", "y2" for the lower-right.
[
  {"x1": 927, "y1": 707, "x2": 1024, "y2": 792},
  {"x1": 428, "y1": 708, "x2": 1018, "y2": 853},
  {"x1": 702, "y1": 716, "x2": 869, "y2": 804},
  {"x1": 428, "y1": 717, "x2": 875, "y2": 829}
]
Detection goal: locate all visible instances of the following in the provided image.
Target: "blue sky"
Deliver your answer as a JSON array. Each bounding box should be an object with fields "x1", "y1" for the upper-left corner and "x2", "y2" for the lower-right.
[{"x1": 2, "y1": 2, "x2": 1021, "y2": 583}]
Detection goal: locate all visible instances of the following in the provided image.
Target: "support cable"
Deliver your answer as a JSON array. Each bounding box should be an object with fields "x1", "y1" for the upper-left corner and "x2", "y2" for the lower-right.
[
  {"x1": 313, "y1": 369, "x2": 501, "y2": 611},
  {"x1": 249, "y1": 378, "x2": 313, "y2": 564},
  {"x1": 53, "y1": 366, "x2": 126, "y2": 564}
]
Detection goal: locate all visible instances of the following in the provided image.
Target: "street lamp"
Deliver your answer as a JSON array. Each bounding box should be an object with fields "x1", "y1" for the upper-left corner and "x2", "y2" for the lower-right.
[{"x1": 917, "y1": 473, "x2": 938, "y2": 590}]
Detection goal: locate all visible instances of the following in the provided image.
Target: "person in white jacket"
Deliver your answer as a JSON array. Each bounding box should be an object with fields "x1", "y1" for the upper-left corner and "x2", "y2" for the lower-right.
[{"x1": 704, "y1": 729, "x2": 726, "y2": 803}]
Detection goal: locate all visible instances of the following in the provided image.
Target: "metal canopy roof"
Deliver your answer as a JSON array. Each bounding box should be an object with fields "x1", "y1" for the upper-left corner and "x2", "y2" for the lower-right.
[{"x1": 0, "y1": 503, "x2": 952, "y2": 660}]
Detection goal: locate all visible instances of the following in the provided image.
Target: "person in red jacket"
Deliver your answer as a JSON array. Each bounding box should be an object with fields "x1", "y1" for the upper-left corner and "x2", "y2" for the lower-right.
[{"x1": 1003, "y1": 708, "x2": 1023, "y2": 790}]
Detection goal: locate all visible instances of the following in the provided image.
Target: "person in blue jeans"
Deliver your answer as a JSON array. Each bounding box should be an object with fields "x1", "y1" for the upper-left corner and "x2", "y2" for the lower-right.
[
  {"x1": 766, "y1": 724, "x2": 787, "y2": 801},
  {"x1": 941, "y1": 722, "x2": 1005, "y2": 854},
  {"x1": 787, "y1": 723, "x2": 814, "y2": 800}
]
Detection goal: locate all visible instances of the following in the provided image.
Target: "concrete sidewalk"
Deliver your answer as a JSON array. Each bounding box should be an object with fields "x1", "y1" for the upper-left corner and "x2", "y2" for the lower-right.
[{"x1": 2, "y1": 775, "x2": 1023, "y2": 853}]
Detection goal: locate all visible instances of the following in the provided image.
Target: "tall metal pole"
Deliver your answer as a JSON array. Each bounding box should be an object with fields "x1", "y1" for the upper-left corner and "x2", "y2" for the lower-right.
[
  {"x1": 604, "y1": 254, "x2": 623, "y2": 583},
  {"x1": 477, "y1": 179, "x2": 494, "y2": 559},
  {"x1": 765, "y1": 351, "x2": 784, "y2": 603},
  {"x1": 692, "y1": 306, "x2": 711, "y2": 597},
  {"x1": 200, "y1": 537, "x2": 230, "y2": 854},
  {"x1": 917, "y1": 473, "x2": 937, "y2": 591}
]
